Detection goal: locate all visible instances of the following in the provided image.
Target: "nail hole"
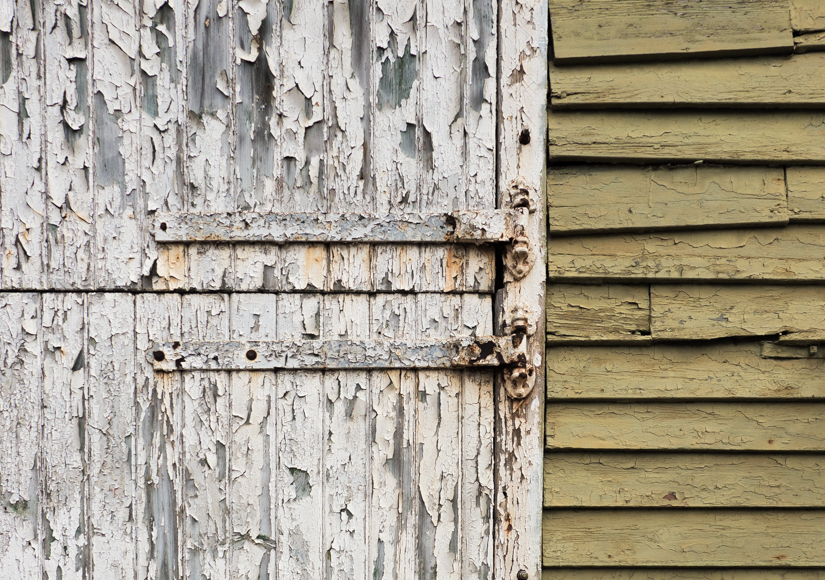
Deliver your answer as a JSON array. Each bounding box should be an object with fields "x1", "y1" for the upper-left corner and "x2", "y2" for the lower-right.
[
  {"x1": 160, "y1": 222, "x2": 167, "y2": 231},
  {"x1": 518, "y1": 129, "x2": 531, "y2": 145},
  {"x1": 153, "y1": 351, "x2": 166, "y2": 362},
  {"x1": 246, "y1": 349, "x2": 258, "y2": 361}
]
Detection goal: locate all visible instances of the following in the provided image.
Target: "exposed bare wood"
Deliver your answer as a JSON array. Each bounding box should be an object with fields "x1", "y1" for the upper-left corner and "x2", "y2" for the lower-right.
[
  {"x1": 547, "y1": 284, "x2": 650, "y2": 343},
  {"x1": 787, "y1": 167, "x2": 825, "y2": 221},
  {"x1": 551, "y1": 53, "x2": 825, "y2": 109},
  {"x1": 650, "y1": 284, "x2": 825, "y2": 341},
  {"x1": 548, "y1": 165, "x2": 788, "y2": 234},
  {"x1": 547, "y1": 110, "x2": 825, "y2": 163},
  {"x1": 791, "y1": 0, "x2": 825, "y2": 33},
  {"x1": 543, "y1": 510, "x2": 825, "y2": 567},
  {"x1": 547, "y1": 343, "x2": 825, "y2": 399},
  {"x1": 544, "y1": 452, "x2": 825, "y2": 508},
  {"x1": 546, "y1": 402, "x2": 825, "y2": 451},
  {"x1": 547, "y1": 226, "x2": 825, "y2": 282},
  {"x1": 0, "y1": 294, "x2": 41, "y2": 579},
  {"x1": 549, "y1": 0, "x2": 793, "y2": 64}
]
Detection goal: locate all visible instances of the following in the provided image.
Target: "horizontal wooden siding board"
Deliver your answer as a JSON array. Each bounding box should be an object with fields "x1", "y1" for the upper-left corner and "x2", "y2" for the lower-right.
[
  {"x1": 543, "y1": 452, "x2": 825, "y2": 507},
  {"x1": 543, "y1": 510, "x2": 825, "y2": 567},
  {"x1": 787, "y1": 167, "x2": 825, "y2": 221},
  {"x1": 548, "y1": 0, "x2": 793, "y2": 64},
  {"x1": 548, "y1": 165, "x2": 788, "y2": 234},
  {"x1": 545, "y1": 403, "x2": 825, "y2": 450},
  {"x1": 543, "y1": 570, "x2": 825, "y2": 580},
  {"x1": 547, "y1": 111, "x2": 825, "y2": 163},
  {"x1": 546, "y1": 284, "x2": 650, "y2": 343}
]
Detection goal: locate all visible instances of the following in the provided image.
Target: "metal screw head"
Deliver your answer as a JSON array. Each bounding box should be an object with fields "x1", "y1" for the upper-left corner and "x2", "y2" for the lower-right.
[{"x1": 517, "y1": 570, "x2": 529, "y2": 580}]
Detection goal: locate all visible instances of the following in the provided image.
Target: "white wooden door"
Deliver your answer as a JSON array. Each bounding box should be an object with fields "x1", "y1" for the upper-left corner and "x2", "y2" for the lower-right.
[{"x1": 0, "y1": 0, "x2": 545, "y2": 579}]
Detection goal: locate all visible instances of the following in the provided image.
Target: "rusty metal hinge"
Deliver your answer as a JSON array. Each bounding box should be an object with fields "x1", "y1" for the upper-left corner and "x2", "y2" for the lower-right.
[{"x1": 148, "y1": 335, "x2": 530, "y2": 372}]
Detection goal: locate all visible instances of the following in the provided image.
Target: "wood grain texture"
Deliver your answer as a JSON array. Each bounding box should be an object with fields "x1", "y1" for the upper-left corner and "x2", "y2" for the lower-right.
[
  {"x1": 547, "y1": 226, "x2": 825, "y2": 282},
  {"x1": 548, "y1": 165, "x2": 788, "y2": 234},
  {"x1": 0, "y1": 294, "x2": 41, "y2": 579},
  {"x1": 547, "y1": 284, "x2": 650, "y2": 343},
  {"x1": 543, "y1": 571, "x2": 825, "y2": 580},
  {"x1": 650, "y1": 285, "x2": 825, "y2": 341},
  {"x1": 791, "y1": 0, "x2": 825, "y2": 33},
  {"x1": 543, "y1": 510, "x2": 825, "y2": 567},
  {"x1": 545, "y1": 403, "x2": 825, "y2": 451},
  {"x1": 544, "y1": 452, "x2": 825, "y2": 507},
  {"x1": 787, "y1": 167, "x2": 825, "y2": 221},
  {"x1": 546, "y1": 343, "x2": 825, "y2": 400},
  {"x1": 549, "y1": 53, "x2": 825, "y2": 108},
  {"x1": 548, "y1": 0, "x2": 793, "y2": 64},
  {"x1": 547, "y1": 110, "x2": 825, "y2": 163},
  {"x1": 795, "y1": 31, "x2": 825, "y2": 53}
]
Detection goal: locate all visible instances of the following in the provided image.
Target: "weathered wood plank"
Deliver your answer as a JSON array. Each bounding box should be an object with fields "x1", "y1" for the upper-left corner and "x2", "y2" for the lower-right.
[
  {"x1": 92, "y1": 0, "x2": 141, "y2": 288},
  {"x1": 545, "y1": 403, "x2": 825, "y2": 451},
  {"x1": 548, "y1": 165, "x2": 788, "y2": 234},
  {"x1": 0, "y1": 294, "x2": 41, "y2": 579},
  {"x1": 547, "y1": 284, "x2": 650, "y2": 343},
  {"x1": 323, "y1": 295, "x2": 369, "y2": 578},
  {"x1": 87, "y1": 294, "x2": 135, "y2": 579},
  {"x1": 372, "y1": 0, "x2": 419, "y2": 213},
  {"x1": 181, "y1": 296, "x2": 229, "y2": 580},
  {"x1": 795, "y1": 31, "x2": 825, "y2": 53},
  {"x1": 542, "y1": 571, "x2": 825, "y2": 580},
  {"x1": 234, "y1": 0, "x2": 279, "y2": 212},
  {"x1": 1, "y1": 0, "x2": 45, "y2": 288},
  {"x1": 135, "y1": 294, "x2": 183, "y2": 580},
  {"x1": 546, "y1": 343, "x2": 825, "y2": 400},
  {"x1": 787, "y1": 167, "x2": 825, "y2": 221},
  {"x1": 543, "y1": 510, "x2": 825, "y2": 567},
  {"x1": 547, "y1": 226, "x2": 825, "y2": 282},
  {"x1": 44, "y1": 0, "x2": 93, "y2": 288},
  {"x1": 544, "y1": 452, "x2": 825, "y2": 508},
  {"x1": 548, "y1": 0, "x2": 793, "y2": 64},
  {"x1": 279, "y1": 0, "x2": 325, "y2": 211},
  {"x1": 547, "y1": 111, "x2": 825, "y2": 163},
  {"x1": 465, "y1": 0, "x2": 496, "y2": 209},
  {"x1": 549, "y1": 54, "x2": 825, "y2": 108},
  {"x1": 186, "y1": 243, "x2": 232, "y2": 291},
  {"x1": 41, "y1": 293, "x2": 87, "y2": 580},
  {"x1": 791, "y1": 0, "x2": 825, "y2": 33},
  {"x1": 227, "y1": 295, "x2": 277, "y2": 578},
  {"x1": 650, "y1": 285, "x2": 825, "y2": 341},
  {"x1": 420, "y1": 0, "x2": 465, "y2": 212}
]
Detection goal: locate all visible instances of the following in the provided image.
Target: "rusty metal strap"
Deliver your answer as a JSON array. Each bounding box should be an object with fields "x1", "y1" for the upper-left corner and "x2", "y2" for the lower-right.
[
  {"x1": 151, "y1": 209, "x2": 527, "y2": 244},
  {"x1": 149, "y1": 336, "x2": 528, "y2": 371}
]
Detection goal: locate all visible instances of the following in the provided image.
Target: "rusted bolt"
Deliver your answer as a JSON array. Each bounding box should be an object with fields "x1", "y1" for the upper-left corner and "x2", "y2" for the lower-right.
[
  {"x1": 159, "y1": 222, "x2": 168, "y2": 232},
  {"x1": 246, "y1": 349, "x2": 258, "y2": 361},
  {"x1": 518, "y1": 129, "x2": 531, "y2": 145},
  {"x1": 153, "y1": 351, "x2": 165, "y2": 362},
  {"x1": 517, "y1": 570, "x2": 529, "y2": 580}
]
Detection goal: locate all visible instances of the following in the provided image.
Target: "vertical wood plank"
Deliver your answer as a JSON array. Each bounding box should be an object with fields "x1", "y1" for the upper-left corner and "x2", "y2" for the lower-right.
[
  {"x1": 372, "y1": 244, "x2": 419, "y2": 291},
  {"x1": 44, "y1": 0, "x2": 93, "y2": 289},
  {"x1": 496, "y1": 0, "x2": 547, "y2": 578},
  {"x1": 41, "y1": 293, "x2": 87, "y2": 580},
  {"x1": 186, "y1": 242, "x2": 233, "y2": 291},
  {"x1": 323, "y1": 295, "x2": 369, "y2": 578},
  {"x1": 417, "y1": 294, "x2": 462, "y2": 579},
  {"x1": 464, "y1": 0, "x2": 496, "y2": 209},
  {"x1": 135, "y1": 293, "x2": 183, "y2": 580},
  {"x1": 87, "y1": 293, "x2": 135, "y2": 579},
  {"x1": 181, "y1": 295, "x2": 229, "y2": 580},
  {"x1": 420, "y1": 0, "x2": 464, "y2": 211},
  {"x1": 234, "y1": 245, "x2": 280, "y2": 291},
  {"x1": 280, "y1": 243, "x2": 326, "y2": 292},
  {"x1": 229, "y1": 294, "x2": 277, "y2": 579},
  {"x1": 372, "y1": 0, "x2": 419, "y2": 213},
  {"x1": 141, "y1": 0, "x2": 186, "y2": 290},
  {"x1": 235, "y1": 0, "x2": 279, "y2": 211},
  {"x1": 279, "y1": 0, "x2": 325, "y2": 212},
  {"x1": 92, "y1": 0, "x2": 141, "y2": 288},
  {"x1": 327, "y1": 0, "x2": 370, "y2": 212},
  {"x1": 1, "y1": 0, "x2": 45, "y2": 289},
  {"x1": 186, "y1": 0, "x2": 233, "y2": 211},
  {"x1": 0, "y1": 293, "x2": 42, "y2": 579}
]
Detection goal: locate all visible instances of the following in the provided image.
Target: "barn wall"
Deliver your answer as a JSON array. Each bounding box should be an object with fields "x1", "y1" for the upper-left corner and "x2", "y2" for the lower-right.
[{"x1": 544, "y1": 0, "x2": 825, "y2": 577}]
